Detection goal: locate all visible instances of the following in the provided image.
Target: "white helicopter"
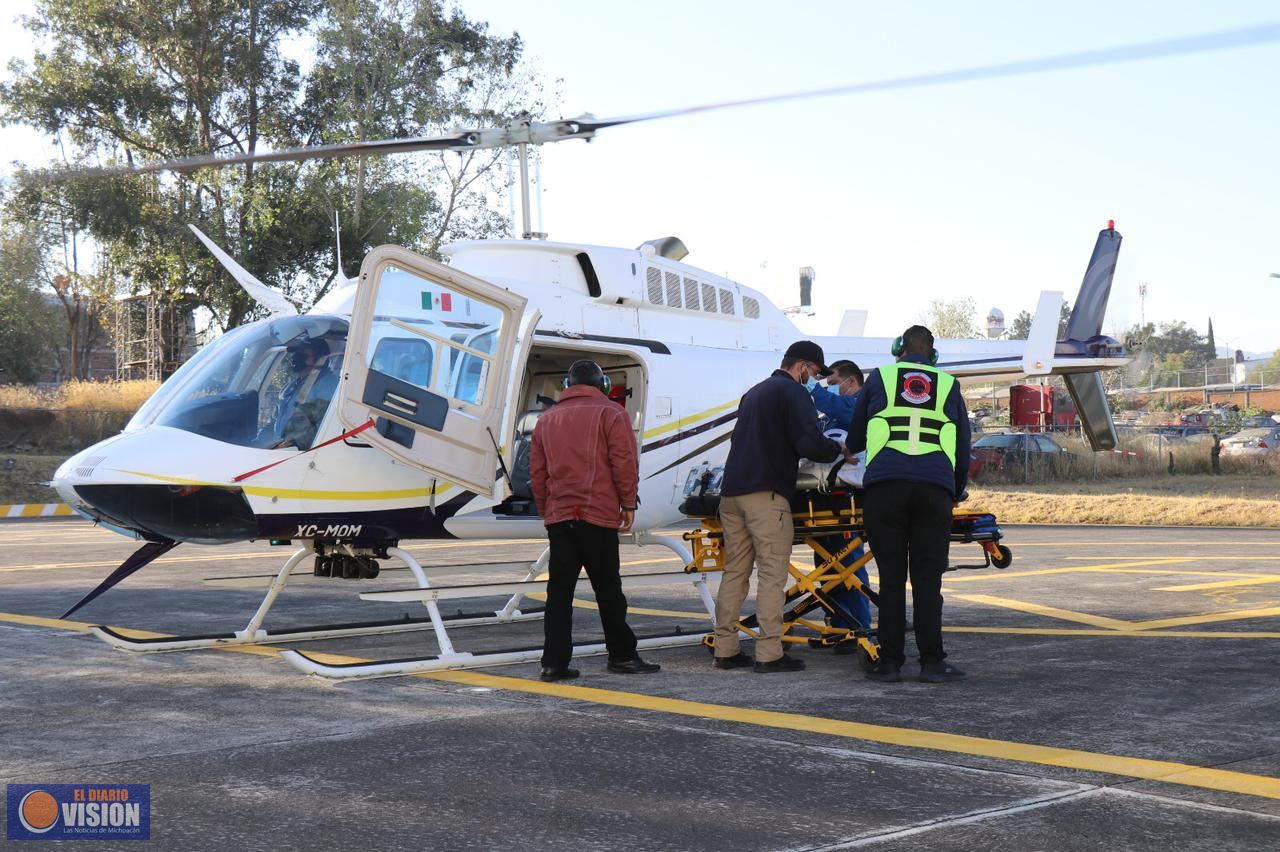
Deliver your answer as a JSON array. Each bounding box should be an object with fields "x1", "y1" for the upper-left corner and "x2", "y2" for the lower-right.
[{"x1": 49, "y1": 28, "x2": 1242, "y2": 678}]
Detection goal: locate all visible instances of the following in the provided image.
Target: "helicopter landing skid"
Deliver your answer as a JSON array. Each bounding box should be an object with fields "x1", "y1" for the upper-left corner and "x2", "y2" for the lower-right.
[
  {"x1": 281, "y1": 531, "x2": 717, "y2": 679},
  {"x1": 89, "y1": 544, "x2": 549, "y2": 654}
]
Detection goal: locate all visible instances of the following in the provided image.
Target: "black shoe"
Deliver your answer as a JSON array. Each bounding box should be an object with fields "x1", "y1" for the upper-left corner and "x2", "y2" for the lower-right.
[
  {"x1": 713, "y1": 652, "x2": 754, "y2": 670},
  {"x1": 539, "y1": 666, "x2": 580, "y2": 682},
  {"x1": 607, "y1": 658, "x2": 661, "y2": 674},
  {"x1": 753, "y1": 654, "x2": 806, "y2": 673},
  {"x1": 864, "y1": 662, "x2": 902, "y2": 683},
  {"x1": 919, "y1": 662, "x2": 966, "y2": 683}
]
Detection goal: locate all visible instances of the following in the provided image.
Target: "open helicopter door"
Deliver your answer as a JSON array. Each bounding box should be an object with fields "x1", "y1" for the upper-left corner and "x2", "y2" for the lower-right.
[{"x1": 337, "y1": 245, "x2": 537, "y2": 499}]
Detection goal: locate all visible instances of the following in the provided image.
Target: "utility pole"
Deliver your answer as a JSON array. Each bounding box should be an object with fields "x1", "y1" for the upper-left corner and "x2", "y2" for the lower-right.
[{"x1": 1138, "y1": 282, "x2": 1148, "y2": 328}]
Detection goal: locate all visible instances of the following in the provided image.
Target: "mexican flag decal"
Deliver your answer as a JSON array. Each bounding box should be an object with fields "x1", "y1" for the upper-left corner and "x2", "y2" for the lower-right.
[{"x1": 421, "y1": 291, "x2": 453, "y2": 311}]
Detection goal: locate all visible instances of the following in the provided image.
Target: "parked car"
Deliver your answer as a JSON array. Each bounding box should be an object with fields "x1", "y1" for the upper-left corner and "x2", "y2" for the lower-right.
[
  {"x1": 1220, "y1": 427, "x2": 1280, "y2": 458},
  {"x1": 1242, "y1": 414, "x2": 1279, "y2": 429},
  {"x1": 969, "y1": 433, "x2": 1076, "y2": 479}
]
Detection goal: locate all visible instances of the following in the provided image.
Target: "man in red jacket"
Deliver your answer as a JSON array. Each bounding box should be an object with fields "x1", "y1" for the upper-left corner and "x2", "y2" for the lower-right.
[{"x1": 530, "y1": 359, "x2": 660, "y2": 682}]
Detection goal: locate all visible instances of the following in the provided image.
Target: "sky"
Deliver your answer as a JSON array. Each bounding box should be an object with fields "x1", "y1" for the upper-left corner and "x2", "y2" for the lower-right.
[{"x1": 3, "y1": 1, "x2": 1279, "y2": 352}]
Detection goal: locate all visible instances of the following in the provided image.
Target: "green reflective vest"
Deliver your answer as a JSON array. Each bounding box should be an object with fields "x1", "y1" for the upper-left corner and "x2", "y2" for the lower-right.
[{"x1": 866, "y1": 362, "x2": 958, "y2": 470}]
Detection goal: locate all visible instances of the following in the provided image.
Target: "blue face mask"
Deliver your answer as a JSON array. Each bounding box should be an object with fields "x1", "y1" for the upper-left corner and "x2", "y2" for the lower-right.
[
  {"x1": 804, "y1": 376, "x2": 819, "y2": 391},
  {"x1": 825, "y1": 383, "x2": 842, "y2": 396}
]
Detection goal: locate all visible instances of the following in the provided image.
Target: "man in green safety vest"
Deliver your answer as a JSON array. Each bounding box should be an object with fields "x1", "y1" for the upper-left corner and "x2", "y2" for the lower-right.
[{"x1": 847, "y1": 325, "x2": 971, "y2": 684}]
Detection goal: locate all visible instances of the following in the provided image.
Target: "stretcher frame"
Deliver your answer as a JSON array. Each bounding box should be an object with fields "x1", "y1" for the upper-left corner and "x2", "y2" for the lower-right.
[{"x1": 682, "y1": 488, "x2": 1010, "y2": 665}]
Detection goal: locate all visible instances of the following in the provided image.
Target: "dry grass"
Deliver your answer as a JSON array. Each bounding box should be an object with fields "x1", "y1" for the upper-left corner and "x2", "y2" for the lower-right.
[
  {"x1": 0, "y1": 380, "x2": 159, "y2": 411},
  {"x1": 54, "y1": 380, "x2": 160, "y2": 411},
  {"x1": 0, "y1": 454, "x2": 62, "y2": 505},
  {"x1": 970, "y1": 475, "x2": 1280, "y2": 527}
]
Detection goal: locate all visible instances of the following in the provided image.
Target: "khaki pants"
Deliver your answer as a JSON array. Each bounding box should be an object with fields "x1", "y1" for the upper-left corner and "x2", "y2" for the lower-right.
[{"x1": 714, "y1": 491, "x2": 792, "y2": 663}]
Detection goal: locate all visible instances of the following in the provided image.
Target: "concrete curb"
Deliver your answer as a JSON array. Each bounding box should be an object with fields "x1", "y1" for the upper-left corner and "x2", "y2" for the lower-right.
[{"x1": 1, "y1": 503, "x2": 77, "y2": 519}]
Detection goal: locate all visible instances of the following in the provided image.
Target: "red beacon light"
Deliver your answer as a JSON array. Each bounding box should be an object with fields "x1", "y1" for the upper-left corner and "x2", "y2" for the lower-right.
[{"x1": 1107, "y1": 219, "x2": 1115, "y2": 230}]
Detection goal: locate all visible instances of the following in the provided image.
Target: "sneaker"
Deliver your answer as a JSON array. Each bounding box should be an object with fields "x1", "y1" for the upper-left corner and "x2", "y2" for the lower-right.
[
  {"x1": 539, "y1": 666, "x2": 580, "y2": 682},
  {"x1": 607, "y1": 657, "x2": 661, "y2": 674},
  {"x1": 918, "y1": 662, "x2": 966, "y2": 684},
  {"x1": 864, "y1": 662, "x2": 902, "y2": 683},
  {"x1": 753, "y1": 654, "x2": 806, "y2": 673},
  {"x1": 713, "y1": 652, "x2": 754, "y2": 670}
]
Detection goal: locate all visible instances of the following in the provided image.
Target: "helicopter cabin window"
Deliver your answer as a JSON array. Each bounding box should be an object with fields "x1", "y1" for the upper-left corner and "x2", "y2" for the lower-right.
[
  {"x1": 147, "y1": 315, "x2": 349, "y2": 451},
  {"x1": 646, "y1": 268, "x2": 663, "y2": 305},
  {"x1": 371, "y1": 338, "x2": 432, "y2": 388},
  {"x1": 363, "y1": 266, "x2": 503, "y2": 409},
  {"x1": 743, "y1": 296, "x2": 761, "y2": 319}
]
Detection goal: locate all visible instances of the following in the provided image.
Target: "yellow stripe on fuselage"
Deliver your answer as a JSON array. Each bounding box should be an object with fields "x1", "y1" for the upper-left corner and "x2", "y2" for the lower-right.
[
  {"x1": 642, "y1": 399, "x2": 737, "y2": 440},
  {"x1": 108, "y1": 468, "x2": 452, "y2": 502}
]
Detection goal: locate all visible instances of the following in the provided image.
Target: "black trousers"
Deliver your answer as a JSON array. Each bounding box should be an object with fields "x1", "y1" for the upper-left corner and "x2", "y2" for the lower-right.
[
  {"x1": 542, "y1": 520, "x2": 638, "y2": 668},
  {"x1": 862, "y1": 480, "x2": 952, "y2": 667}
]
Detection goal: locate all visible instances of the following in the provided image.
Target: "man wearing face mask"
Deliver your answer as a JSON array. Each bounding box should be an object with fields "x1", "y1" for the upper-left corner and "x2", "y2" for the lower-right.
[
  {"x1": 806, "y1": 359, "x2": 873, "y2": 643},
  {"x1": 811, "y1": 360, "x2": 865, "y2": 431},
  {"x1": 712, "y1": 340, "x2": 848, "y2": 673}
]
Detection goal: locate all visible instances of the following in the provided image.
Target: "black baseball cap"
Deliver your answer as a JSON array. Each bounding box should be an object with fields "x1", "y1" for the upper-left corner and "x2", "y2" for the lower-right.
[{"x1": 784, "y1": 340, "x2": 832, "y2": 376}]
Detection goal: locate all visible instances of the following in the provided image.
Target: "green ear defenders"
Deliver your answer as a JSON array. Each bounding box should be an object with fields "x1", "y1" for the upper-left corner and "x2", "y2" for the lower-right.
[
  {"x1": 890, "y1": 336, "x2": 939, "y2": 367},
  {"x1": 562, "y1": 360, "x2": 613, "y2": 395}
]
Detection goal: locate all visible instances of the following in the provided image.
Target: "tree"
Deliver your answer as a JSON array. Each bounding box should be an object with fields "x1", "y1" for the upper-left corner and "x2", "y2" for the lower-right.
[
  {"x1": 1007, "y1": 301, "x2": 1071, "y2": 341},
  {"x1": 921, "y1": 297, "x2": 981, "y2": 339},
  {"x1": 1008, "y1": 310, "x2": 1033, "y2": 340},
  {"x1": 0, "y1": 219, "x2": 61, "y2": 384},
  {"x1": 2, "y1": 0, "x2": 542, "y2": 332}
]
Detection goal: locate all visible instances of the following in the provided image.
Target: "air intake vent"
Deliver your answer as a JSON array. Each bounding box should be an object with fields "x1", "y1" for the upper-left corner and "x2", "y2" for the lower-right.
[
  {"x1": 683, "y1": 277, "x2": 699, "y2": 310},
  {"x1": 701, "y1": 283, "x2": 718, "y2": 313},
  {"x1": 75, "y1": 456, "x2": 107, "y2": 479},
  {"x1": 646, "y1": 268, "x2": 663, "y2": 304},
  {"x1": 719, "y1": 289, "x2": 735, "y2": 315},
  {"x1": 664, "y1": 272, "x2": 682, "y2": 308},
  {"x1": 743, "y1": 296, "x2": 761, "y2": 319}
]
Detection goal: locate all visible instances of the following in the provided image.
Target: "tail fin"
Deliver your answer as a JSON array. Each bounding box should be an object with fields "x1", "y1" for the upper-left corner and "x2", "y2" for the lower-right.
[{"x1": 1061, "y1": 224, "x2": 1124, "y2": 450}]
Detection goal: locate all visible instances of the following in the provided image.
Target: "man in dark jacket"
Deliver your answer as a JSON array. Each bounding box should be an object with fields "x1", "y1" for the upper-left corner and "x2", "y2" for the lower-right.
[
  {"x1": 847, "y1": 325, "x2": 971, "y2": 684},
  {"x1": 713, "y1": 341, "x2": 845, "y2": 673},
  {"x1": 531, "y1": 360, "x2": 659, "y2": 682}
]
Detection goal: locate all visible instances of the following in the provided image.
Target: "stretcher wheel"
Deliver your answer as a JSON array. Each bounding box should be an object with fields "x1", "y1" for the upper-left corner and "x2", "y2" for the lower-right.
[
  {"x1": 991, "y1": 545, "x2": 1013, "y2": 569},
  {"x1": 856, "y1": 644, "x2": 878, "y2": 673},
  {"x1": 702, "y1": 634, "x2": 716, "y2": 654}
]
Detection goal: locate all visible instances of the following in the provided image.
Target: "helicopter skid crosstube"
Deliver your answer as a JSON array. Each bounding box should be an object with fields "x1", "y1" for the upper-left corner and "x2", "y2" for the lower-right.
[{"x1": 86, "y1": 544, "x2": 550, "y2": 655}]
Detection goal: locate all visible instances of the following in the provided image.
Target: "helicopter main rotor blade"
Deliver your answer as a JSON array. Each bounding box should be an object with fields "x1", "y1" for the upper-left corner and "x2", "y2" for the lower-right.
[
  {"x1": 590, "y1": 21, "x2": 1280, "y2": 129},
  {"x1": 42, "y1": 21, "x2": 1280, "y2": 179}
]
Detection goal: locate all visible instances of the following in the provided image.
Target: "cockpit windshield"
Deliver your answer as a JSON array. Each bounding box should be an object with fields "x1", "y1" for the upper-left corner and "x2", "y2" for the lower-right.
[{"x1": 131, "y1": 315, "x2": 350, "y2": 450}]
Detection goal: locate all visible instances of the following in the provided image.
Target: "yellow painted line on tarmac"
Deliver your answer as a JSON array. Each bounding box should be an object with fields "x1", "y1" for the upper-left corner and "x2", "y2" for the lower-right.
[
  {"x1": 422, "y1": 670, "x2": 1280, "y2": 802},
  {"x1": 1156, "y1": 576, "x2": 1280, "y2": 593},
  {"x1": 0, "y1": 551, "x2": 282, "y2": 573},
  {"x1": 951, "y1": 593, "x2": 1136, "y2": 631},
  {"x1": 4, "y1": 609, "x2": 1280, "y2": 801},
  {"x1": 943, "y1": 558, "x2": 1194, "y2": 583},
  {"x1": 1128, "y1": 605, "x2": 1280, "y2": 631},
  {"x1": 1006, "y1": 540, "x2": 1280, "y2": 547},
  {"x1": 944, "y1": 626, "x2": 1280, "y2": 639}
]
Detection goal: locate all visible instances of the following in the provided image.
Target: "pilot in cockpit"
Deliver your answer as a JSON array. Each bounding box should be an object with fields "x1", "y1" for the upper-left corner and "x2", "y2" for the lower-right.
[{"x1": 269, "y1": 337, "x2": 338, "y2": 450}]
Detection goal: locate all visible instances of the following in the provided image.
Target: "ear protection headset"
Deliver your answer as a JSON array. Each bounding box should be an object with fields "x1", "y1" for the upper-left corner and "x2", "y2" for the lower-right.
[
  {"x1": 891, "y1": 334, "x2": 939, "y2": 367},
  {"x1": 562, "y1": 360, "x2": 613, "y2": 395}
]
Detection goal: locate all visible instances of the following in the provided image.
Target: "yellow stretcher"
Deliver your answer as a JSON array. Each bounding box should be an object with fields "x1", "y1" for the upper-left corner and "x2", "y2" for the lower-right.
[{"x1": 680, "y1": 489, "x2": 1012, "y2": 669}]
